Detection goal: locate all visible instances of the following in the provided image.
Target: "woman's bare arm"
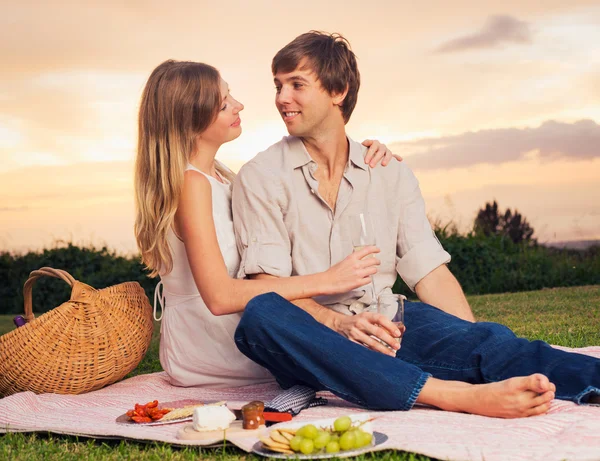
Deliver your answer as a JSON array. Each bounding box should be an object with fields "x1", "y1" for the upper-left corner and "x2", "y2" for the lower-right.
[{"x1": 175, "y1": 171, "x2": 379, "y2": 316}]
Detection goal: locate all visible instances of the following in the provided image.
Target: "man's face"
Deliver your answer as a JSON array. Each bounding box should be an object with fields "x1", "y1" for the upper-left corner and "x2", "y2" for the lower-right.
[{"x1": 273, "y1": 61, "x2": 341, "y2": 138}]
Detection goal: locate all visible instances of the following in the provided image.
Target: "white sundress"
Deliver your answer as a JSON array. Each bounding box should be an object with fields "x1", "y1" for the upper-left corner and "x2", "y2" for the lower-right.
[{"x1": 155, "y1": 163, "x2": 274, "y2": 388}]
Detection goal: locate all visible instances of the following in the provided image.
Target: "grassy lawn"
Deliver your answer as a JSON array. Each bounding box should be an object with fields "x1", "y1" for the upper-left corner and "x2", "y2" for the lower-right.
[{"x1": 1, "y1": 285, "x2": 599, "y2": 460}]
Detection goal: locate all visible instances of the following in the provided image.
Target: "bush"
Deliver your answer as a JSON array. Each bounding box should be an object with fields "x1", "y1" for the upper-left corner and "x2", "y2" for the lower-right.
[
  {"x1": 1, "y1": 236, "x2": 599, "y2": 315},
  {"x1": 0, "y1": 243, "x2": 155, "y2": 315},
  {"x1": 393, "y1": 225, "x2": 600, "y2": 297}
]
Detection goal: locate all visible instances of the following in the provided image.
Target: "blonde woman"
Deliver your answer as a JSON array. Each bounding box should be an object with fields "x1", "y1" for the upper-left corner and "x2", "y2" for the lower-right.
[{"x1": 134, "y1": 60, "x2": 399, "y2": 388}]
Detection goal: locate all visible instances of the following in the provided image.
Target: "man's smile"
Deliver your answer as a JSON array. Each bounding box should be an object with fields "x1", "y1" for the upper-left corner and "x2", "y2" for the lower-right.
[{"x1": 282, "y1": 111, "x2": 300, "y2": 121}]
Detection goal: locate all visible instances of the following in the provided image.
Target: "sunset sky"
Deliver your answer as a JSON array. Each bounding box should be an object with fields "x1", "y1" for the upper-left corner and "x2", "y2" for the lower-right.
[{"x1": 1, "y1": 0, "x2": 599, "y2": 254}]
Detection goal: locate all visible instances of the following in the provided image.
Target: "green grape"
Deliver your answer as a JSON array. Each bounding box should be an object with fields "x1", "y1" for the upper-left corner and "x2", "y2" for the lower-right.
[
  {"x1": 297, "y1": 424, "x2": 318, "y2": 440},
  {"x1": 289, "y1": 436, "x2": 303, "y2": 452},
  {"x1": 356, "y1": 430, "x2": 373, "y2": 447},
  {"x1": 299, "y1": 438, "x2": 314, "y2": 455},
  {"x1": 325, "y1": 441, "x2": 341, "y2": 453},
  {"x1": 339, "y1": 430, "x2": 356, "y2": 451},
  {"x1": 333, "y1": 416, "x2": 352, "y2": 432},
  {"x1": 313, "y1": 431, "x2": 331, "y2": 449},
  {"x1": 330, "y1": 433, "x2": 340, "y2": 442},
  {"x1": 350, "y1": 430, "x2": 363, "y2": 449}
]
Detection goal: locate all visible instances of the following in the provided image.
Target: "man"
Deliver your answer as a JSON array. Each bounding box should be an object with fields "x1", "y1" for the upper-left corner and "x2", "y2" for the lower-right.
[{"x1": 232, "y1": 31, "x2": 599, "y2": 417}]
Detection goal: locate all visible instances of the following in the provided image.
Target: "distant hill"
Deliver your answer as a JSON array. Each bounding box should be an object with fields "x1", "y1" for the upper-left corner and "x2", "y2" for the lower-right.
[{"x1": 544, "y1": 240, "x2": 600, "y2": 250}]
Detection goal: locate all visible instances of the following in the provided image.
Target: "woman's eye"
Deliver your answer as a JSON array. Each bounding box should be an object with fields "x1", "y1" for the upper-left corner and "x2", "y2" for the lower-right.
[{"x1": 221, "y1": 104, "x2": 227, "y2": 111}]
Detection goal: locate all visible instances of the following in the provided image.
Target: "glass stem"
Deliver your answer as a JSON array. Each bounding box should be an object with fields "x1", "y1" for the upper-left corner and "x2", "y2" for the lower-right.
[{"x1": 370, "y1": 275, "x2": 377, "y2": 310}]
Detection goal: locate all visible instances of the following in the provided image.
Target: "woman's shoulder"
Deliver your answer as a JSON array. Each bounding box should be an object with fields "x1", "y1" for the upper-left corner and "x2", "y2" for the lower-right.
[
  {"x1": 181, "y1": 169, "x2": 213, "y2": 204},
  {"x1": 183, "y1": 167, "x2": 212, "y2": 187}
]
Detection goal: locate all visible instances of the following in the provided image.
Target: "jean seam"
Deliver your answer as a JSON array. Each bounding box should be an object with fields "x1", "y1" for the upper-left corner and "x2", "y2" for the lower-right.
[
  {"x1": 236, "y1": 338, "x2": 290, "y2": 357},
  {"x1": 474, "y1": 332, "x2": 519, "y2": 358},
  {"x1": 563, "y1": 386, "x2": 600, "y2": 405},
  {"x1": 404, "y1": 372, "x2": 432, "y2": 411},
  {"x1": 400, "y1": 356, "x2": 479, "y2": 372}
]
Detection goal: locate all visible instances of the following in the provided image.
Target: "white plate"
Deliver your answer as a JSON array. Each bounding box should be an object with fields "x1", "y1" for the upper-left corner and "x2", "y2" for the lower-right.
[
  {"x1": 252, "y1": 414, "x2": 388, "y2": 459},
  {"x1": 115, "y1": 399, "x2": 205, "y2": 426},
  {"x1": 253, "y1": 431, "x2": 387, "y2": 459}
]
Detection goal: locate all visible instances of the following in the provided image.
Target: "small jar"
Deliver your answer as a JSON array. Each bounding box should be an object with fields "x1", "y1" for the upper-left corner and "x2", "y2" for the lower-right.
[{"x1": 241, "y1": 401, "x2": 265, "y2": 429}]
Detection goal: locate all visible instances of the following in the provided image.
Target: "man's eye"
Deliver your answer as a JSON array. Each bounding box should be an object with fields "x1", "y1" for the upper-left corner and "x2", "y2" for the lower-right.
[
  {"x1": 274, "y1": 86, "x2": 281, "y2": 93},
  {"x1": 294, "y1": 83, "x2": 303, "y2": 89}
]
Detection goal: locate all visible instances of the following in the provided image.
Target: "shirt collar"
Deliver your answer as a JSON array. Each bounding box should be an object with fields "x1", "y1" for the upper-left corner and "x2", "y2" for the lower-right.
[
  {"x1": 347, "y1": 136, "x2": 368, "y2": 171},
  {"x1": 287, "y1": 137, "x2": 314, "y2": 169},
  {"x1": 286, "y1": 135, "x2": 368, "y2": 171}
]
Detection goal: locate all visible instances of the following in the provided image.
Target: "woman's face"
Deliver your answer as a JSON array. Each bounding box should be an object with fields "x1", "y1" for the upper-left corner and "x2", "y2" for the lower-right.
[{"x1": 199, "y1": 78, "x2": 244, "y2": 147}]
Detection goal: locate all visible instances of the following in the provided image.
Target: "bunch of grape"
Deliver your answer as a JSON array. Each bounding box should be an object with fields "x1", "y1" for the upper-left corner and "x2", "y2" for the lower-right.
[{"x1": 289, "y1": 416, "x2": 373, "y2": 455}]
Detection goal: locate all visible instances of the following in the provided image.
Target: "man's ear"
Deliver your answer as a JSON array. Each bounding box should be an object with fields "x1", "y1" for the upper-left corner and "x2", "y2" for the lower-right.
[{"x1": 332, "y1": 85, "x2": 349, "y2": 106}]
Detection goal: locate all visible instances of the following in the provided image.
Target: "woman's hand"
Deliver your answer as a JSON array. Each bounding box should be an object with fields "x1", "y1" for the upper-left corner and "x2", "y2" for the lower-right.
[
  {"x1": 361, "y1": 139, "x2": 403, "y2": 168},
  {"x1": 333, "y1": 312, "x2": 401, "y2": 357},
  {"x1": 321, "y1": 246, "x2": 380, "y2": 295}
]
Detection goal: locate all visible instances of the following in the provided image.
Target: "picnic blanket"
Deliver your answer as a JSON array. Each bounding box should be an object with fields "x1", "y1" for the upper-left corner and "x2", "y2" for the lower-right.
[{"x1": 1, "y1": 345, "x2": 599, "y2": 461}]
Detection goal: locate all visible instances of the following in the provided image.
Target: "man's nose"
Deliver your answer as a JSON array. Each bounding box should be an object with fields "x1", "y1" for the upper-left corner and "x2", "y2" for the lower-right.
[{"x1": 276, "y1": 86, "x2": 292, "y2": 105}]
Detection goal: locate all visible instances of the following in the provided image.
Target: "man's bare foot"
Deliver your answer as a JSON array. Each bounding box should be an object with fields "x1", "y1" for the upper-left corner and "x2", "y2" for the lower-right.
[
  {"x1": 463, "y1": 374, "x2": 555, "y2": 418},
  {"x1": 417, "y1": 374, "x2": 555, "y2": 418}
]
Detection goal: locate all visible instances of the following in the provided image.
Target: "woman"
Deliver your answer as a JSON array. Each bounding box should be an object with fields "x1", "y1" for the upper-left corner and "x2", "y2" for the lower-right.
[{"x1": 134, "y1": 60, "x2": 397, "y2": 388}]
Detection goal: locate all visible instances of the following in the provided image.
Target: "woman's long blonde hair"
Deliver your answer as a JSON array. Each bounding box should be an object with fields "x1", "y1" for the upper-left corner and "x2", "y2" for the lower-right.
[{"x1": 134, "y1": 60, "x2": 234, "y2": 277}]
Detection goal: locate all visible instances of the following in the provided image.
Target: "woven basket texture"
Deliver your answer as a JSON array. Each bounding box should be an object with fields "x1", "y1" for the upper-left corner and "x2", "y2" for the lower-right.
[{"x1": 0, "y1": 267, "x2": 154, "y2": 397}]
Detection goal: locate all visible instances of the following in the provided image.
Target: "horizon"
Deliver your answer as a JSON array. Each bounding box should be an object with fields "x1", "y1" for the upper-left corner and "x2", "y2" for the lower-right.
[{"x1": 1, "y1": 1, "x2": 599, "y2": 253}]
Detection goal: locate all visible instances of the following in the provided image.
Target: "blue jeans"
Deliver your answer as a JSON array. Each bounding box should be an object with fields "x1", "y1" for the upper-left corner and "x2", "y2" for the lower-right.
[{"x1": 234, "y1": 293, "x2": 600, "y2": 411}]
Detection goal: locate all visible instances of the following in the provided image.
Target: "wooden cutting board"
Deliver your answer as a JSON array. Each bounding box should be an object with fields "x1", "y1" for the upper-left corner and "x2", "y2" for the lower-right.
[{"x1": 176, "y1": 420, "x2": 265, "y2": 441}]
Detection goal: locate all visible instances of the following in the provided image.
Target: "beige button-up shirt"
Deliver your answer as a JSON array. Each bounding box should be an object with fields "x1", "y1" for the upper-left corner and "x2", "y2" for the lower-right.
[{"x1": 232, "y1": 136, "x2": 451, "y2": 319}]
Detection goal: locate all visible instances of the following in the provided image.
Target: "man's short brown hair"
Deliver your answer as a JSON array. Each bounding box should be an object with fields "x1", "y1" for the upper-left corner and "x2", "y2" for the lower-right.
[{"x1": 272, "y1": 31, "x2": 360, "y2": 124}]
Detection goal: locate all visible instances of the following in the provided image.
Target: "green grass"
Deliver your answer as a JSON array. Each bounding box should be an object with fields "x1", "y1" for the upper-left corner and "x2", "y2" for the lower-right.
[{"x1": 1, "y1": 285, "x2": 599, "y2": 460}]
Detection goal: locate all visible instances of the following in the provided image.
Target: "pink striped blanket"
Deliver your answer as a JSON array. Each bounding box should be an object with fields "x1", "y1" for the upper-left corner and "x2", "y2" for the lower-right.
[{"x1": 1, "y1": 346, "x2": 599, "y2": 461}]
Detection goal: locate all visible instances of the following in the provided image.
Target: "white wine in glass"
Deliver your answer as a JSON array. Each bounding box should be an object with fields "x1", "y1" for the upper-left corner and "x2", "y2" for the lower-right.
[
  {"x1": 347, "y1": 213, "x2": 376, "y2": 254},
  {"x1": 377, "y1": 293, "x2": 406, "y2": 347},
  {"x1": 345, "y1": 212, "x2": 377, "y2": 306}
]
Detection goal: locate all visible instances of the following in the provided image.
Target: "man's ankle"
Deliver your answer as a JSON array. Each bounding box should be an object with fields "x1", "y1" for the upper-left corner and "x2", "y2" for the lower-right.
[{"x1": 416, "y1": 378, "x2": 471, "y2": 412}]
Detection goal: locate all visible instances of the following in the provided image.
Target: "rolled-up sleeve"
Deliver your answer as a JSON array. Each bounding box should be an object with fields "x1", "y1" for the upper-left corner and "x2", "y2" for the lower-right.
[
  {"x1": 395, "y1": 164, "x2": 451, "y2": 290},
  {"x1": 232, "y1": 161, "x2": 293, "y2": 279}
]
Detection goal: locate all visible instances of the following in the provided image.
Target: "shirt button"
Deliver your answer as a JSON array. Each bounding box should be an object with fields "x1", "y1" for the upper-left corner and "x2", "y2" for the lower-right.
[
  {"x1": 310, "y1": 189, "x2": 315, "y2": 194},
  {"x1": 251, "y1": 237, "x2": 257, "y2": 243}
]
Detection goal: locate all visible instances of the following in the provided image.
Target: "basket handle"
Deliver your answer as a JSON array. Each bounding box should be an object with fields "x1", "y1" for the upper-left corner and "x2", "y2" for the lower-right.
[{"x1": 23, "y1": 267, "x2": 77, "y2": 322}]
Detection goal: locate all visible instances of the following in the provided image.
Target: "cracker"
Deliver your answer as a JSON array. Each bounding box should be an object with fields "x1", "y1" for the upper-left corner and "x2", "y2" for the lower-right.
[
  {"x1": 207, "y1": 400, "x2": 227, "y2": 407},
  {"x1": 160, "y1": 404, "x2": 204, "y2": 421},
  {"x1": 264, "y1": 445, "x2": 294, "y2": 454},
  {"x1": 277, "y1": 427, "x2": 297, "y2": 436},
  {"x1": 279, "y1": 431, "x2": 295, "y2": 441},
  {"x1": 269, "y1": 430, "x2": 291, "y2": 445},
  {"x1": 260, "y1": 436, "x2": 291, "y2": 450}
]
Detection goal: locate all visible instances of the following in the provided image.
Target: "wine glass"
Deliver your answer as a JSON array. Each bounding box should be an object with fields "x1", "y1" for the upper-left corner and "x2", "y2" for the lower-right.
[
  {"x1": 345, "y1": 213, "x2": 376, "y2": 253},
  {"x1": 377, "y1": 293, "x2": 406, "y2": 346},
  {"x1": 344, "y1": 213, "x2": 377, "y2": 306}
]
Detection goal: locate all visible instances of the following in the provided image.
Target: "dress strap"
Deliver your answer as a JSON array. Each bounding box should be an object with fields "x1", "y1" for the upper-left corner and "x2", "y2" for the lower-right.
[{"x1": 153, "y1": 280, "x2": 165, "y2": 321}]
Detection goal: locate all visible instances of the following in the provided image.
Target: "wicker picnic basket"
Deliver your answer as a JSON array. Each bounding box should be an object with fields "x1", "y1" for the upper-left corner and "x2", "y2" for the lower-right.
[{"x1": 0, "y1": 267, "x2": 154, "y2": 397}]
